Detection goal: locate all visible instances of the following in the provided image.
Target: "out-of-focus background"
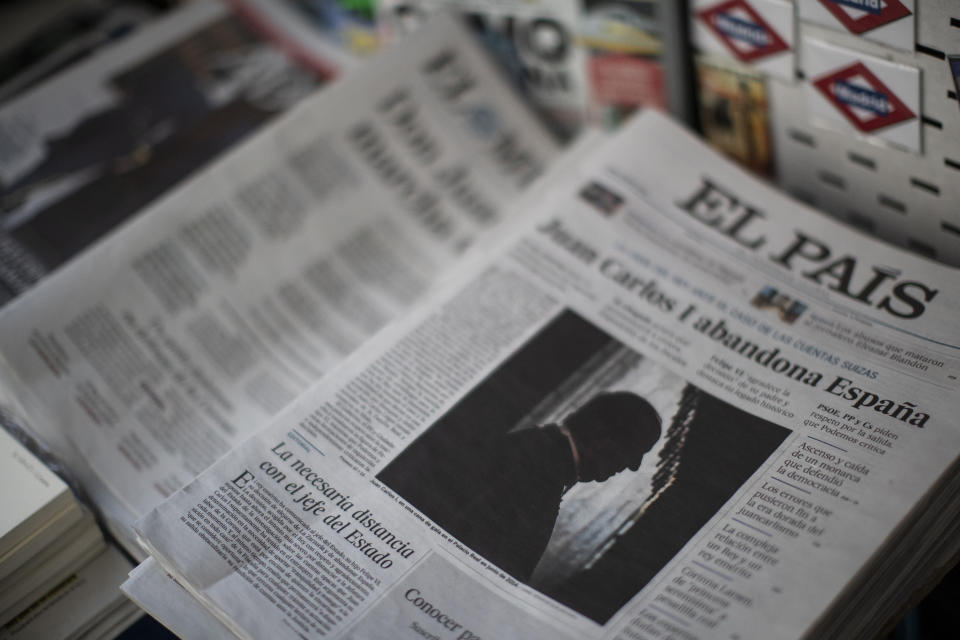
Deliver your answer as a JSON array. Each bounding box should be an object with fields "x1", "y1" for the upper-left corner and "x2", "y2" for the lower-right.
[{"x1": 0, "y1": 1, "x2": 957, "y2": 638}]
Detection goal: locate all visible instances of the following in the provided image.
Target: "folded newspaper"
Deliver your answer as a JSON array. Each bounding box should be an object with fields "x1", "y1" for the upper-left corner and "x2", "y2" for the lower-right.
[
  {"x1": 0, "y1": 11, "x2": 558, "y2": 554},
  {"x1": 128, "y1": 94, "x2": 960, "y2": 640},
  {"x1": 3, "y1": 10, "x2": 960, "y2": 640}
]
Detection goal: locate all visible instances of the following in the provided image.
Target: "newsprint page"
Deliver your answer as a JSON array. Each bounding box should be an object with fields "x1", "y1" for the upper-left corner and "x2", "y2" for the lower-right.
[
  {"x1": 0, "y1": 15, "x2": 558, "y2": 548},
  {"x1": 0, "y1": 0, "x2": 354, "y2": 307},
  {"x1": 135, "y1": 110, "x2": 960, "y2": 640}
]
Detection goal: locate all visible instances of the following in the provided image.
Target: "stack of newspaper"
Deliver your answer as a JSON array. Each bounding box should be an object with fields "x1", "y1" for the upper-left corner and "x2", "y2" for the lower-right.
[
  {"x1": 0, "y1": 427, "x2": 101, "y2": 625},
  {"x1": 124, "y1": 101, "x2": 960, "y2": 638},
  {"x1": 1, "y1": 6, "x2": 960, "y2": 640},
  {"x1": 0, "y1": 426, "x2": 140, "y2": 640}
]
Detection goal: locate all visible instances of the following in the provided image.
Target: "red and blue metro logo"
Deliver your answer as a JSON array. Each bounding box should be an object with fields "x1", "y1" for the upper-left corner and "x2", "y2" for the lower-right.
[
  {"x1": 812, "y1": 62, "x2": 915, "y2": 132},
  {"x1": 817, "y1": 0, "x2": 912, "y2": 35},
  {"x1": 697, "y1": 0, "x2": 789, "y2": 63}
]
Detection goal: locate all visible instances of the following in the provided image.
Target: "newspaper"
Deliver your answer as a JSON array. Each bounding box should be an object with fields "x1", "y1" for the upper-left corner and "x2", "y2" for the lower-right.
[
  {"x1": 0, "y1": 14, "x2": 558, "y2": 550},
  {"x1": 133, "y1": 109, "x2": 960, "y2": 639},
  {"x1": 123, "y1": 557, "x2": 235, "y2": 640},
  {"x1": 378, "y1": 0, "x2": 590, "y2": 139},
  {"x1": 119, "y1": 127, "x2": 605, "y2": 639},
  {"x1": 0, "y1": 547, "x2": 135, "y2": 640},
  {"x1": 378, "y1": 1, "x2": 681, "y2": 131},
  {"x1": 0, "y1": 0, "x2": 355, "y2": 306}
]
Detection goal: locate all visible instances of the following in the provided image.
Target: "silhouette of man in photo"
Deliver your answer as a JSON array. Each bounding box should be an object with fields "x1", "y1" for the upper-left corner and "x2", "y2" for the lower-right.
[{"x1": 431, "y1": 391, "x2": 661, "y2": 582}]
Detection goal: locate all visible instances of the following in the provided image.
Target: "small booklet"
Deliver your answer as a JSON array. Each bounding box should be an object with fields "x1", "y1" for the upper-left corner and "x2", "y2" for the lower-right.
[{"x1": 0, "y1": 428, "x2": 75, "y2": 559}]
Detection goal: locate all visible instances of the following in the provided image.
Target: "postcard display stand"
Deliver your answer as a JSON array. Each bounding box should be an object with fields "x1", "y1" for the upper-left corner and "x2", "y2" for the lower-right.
[{"x1": 692, "y1": 0, "x2": 960, "y2": 265}]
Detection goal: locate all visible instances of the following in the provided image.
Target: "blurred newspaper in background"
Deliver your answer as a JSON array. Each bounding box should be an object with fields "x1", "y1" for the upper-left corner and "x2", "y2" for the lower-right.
[
  {"x1": 0, "y1": 13, "x2": 558, "y2": 553},
  {"x1": 0, "y1": 0, "x2": 356, "y2": 307},
  {"x1": 378, "y1": 0, "x2": 591, "y2": 140}
]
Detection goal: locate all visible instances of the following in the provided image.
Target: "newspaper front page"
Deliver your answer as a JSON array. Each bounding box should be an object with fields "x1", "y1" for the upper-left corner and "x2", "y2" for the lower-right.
[
  {"x1": 136, "y1": 110, "x2": 960, "y2": 639},
  {"x1": 0, "y1": 14, "x2": 558, "y2": 545}
]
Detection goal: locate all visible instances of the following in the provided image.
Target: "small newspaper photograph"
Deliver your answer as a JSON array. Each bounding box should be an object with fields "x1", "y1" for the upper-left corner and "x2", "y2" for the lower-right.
[
  {"x1": 0, "y1": 0, "x2": 350, "y2": 306},
  {"x1": 377, "y1": 307, "x2": 790, "y2": 624}
]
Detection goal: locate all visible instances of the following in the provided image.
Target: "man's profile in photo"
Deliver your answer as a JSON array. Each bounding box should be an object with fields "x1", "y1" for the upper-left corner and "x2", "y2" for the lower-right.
[{"x1": 433, "y1": 391, "x2": 661, "y2": 582}]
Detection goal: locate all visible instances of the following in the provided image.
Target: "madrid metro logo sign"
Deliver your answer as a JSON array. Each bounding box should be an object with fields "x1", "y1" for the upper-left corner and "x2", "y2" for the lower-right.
[
  {"x1": 817, "y1": 0, "x2": 912, "y2": 34},
  {"x1": 812, "y1": 62, "x2": 915, "y2": 132},
  {"x1": 697, "y1": 0, "x2": 790, "y2": 63}
]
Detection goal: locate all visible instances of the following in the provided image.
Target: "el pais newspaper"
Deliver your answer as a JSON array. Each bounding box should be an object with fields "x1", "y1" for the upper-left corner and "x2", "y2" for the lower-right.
[{"x1": 131, "y1": 106, "x2": 960, "y2": 640}]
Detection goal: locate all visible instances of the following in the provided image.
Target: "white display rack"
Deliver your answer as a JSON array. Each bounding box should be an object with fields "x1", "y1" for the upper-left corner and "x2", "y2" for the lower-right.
[{"x1": 771, "y1": 0, "x2": 960, "y2": 266}]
